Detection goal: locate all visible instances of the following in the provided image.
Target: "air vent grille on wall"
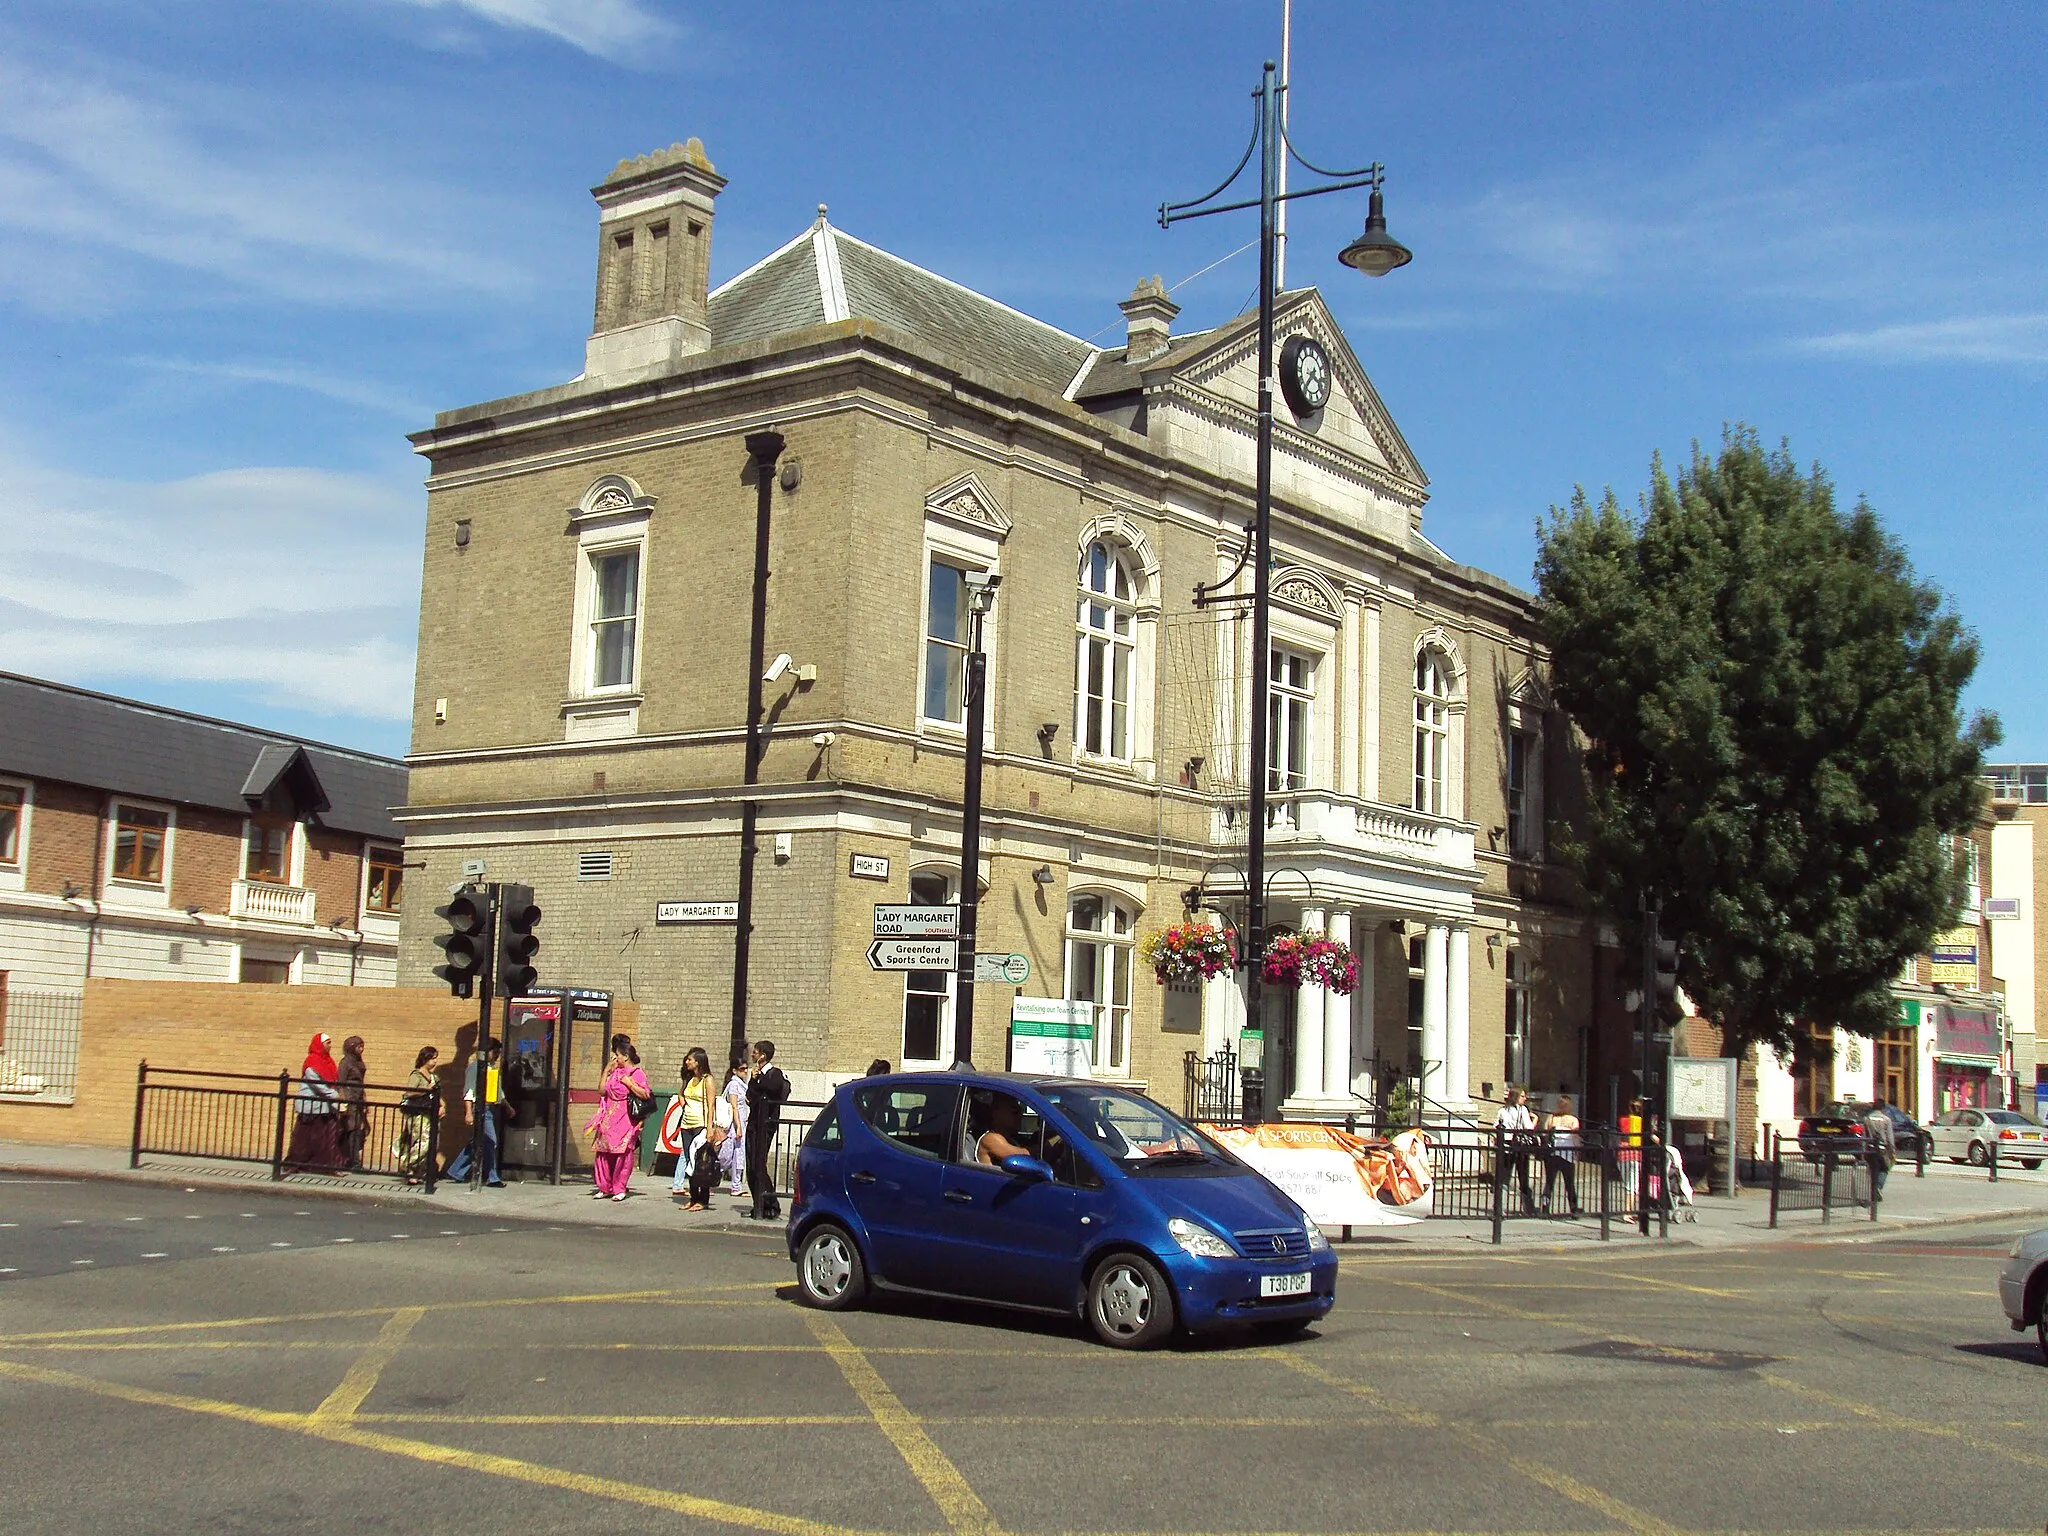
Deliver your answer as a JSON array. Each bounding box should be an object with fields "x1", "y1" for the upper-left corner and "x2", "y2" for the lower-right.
[{"x1": 578, "y1": 851, "x2": 615, "y2": 881}]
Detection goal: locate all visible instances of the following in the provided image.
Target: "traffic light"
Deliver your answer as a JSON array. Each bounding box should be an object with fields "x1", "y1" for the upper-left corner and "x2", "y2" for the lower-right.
[
  {"x1": 497, "y1": 882, "x2": 542, "y2": 997},
  {"x1": 433, "y1": 887, "x2": 494, "y2": 998},
  {"x1": 1651, "y1": 924, "x2": 1680, "y2": 1011}
]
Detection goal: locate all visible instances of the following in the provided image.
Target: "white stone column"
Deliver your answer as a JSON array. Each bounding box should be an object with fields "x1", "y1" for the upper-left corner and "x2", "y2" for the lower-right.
[
  {"x1": 1199, "y1": 909, "x2": 1240, "y2": 1059},
  {"x1": 1324, "y1": 909, "x2": 1356, "y2": 1101},
  {"x1": 1447, "y1": 924, "x2": 1472, "y2": 1110},
  {"x1": 1292, "y1": 907, "x2": 1327, "y2": 1103},
  {"x1": 1363, "y1": 601, "x2": 1382, "y2": 802},
  {"x1": 1350, "y1": 919, "x2": 1378, "y2": 1098},
  {"x1": 1339, "y1": 595, "x2": 1361, "y2": 798},
  {"x1": 1421, "y1": 923, "x2": 1449, "y2": 1112}
]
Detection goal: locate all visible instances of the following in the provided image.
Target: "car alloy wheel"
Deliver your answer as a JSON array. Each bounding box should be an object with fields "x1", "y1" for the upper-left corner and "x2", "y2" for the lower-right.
[
  {"x1": 1968, "y1": 1141, "x2": 1989, "y2": 1167},
  {"x1": 1087, "y1": 1253, "x2": 1173, "y2": 1349},
  {"x1": 797, "y1": 1225, "x2": 866, "y2": 1311}
]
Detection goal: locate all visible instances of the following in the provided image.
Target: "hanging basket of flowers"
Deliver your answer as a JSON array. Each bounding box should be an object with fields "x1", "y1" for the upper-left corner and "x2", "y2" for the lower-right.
[
  {"x1": 1261, "y1": 930, "x2": 1357, "y2": 995},
  {"x1": 1137, "y1": 920, "x2": 1236, "y2": 986}
]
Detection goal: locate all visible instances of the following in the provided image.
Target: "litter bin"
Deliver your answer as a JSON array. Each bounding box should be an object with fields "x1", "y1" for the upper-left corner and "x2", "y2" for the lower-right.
[
  {"x1": 638, "y1": 1092, "x2": 675, "y2": 1175},
  {"x1": 1240, "y1": 1068, "x2": 1264, "y2": 1127}
]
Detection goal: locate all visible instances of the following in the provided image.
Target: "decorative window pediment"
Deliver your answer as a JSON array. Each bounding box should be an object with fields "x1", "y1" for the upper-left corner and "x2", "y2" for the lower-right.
[
  {"x1": 924, "y1": 472, "x2": 1011, "y2": 541},
  {"x1": 568, "y1": 473, "x2": 658, "y2": 525},
  {"x1": 1272, "y1": 566, "x2": 1340, "y2": 620}
]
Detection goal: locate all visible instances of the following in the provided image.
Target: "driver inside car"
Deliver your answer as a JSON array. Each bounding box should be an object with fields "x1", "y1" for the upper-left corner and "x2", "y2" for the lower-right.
[{"x1": 974, "y1": 1094, "x2": 1036, "y2": 1167}]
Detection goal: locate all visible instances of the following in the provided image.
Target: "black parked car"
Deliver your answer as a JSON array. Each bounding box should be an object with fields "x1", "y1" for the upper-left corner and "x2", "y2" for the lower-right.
[{"x1": 1796, "y1": 1101, "x2": 1930, "y2": 1162}]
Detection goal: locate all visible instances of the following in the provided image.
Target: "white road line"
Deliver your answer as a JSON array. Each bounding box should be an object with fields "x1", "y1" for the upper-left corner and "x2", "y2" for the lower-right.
[
  {"x1": 61, "y1": 1220, "x2": 82, "y2": 1226},
  {"x1": 270, "y1": 1242, "x2": 292, "y2": 1248},
  {"x1": 210, "y1": 1247, "x2": 236, "y2": 1254},
  {"x1": 123, "y1": 1217, "x2": 143, "y2": 1223},
  {"x1": 141, "y1": 1253, "x2": 168, "y2": 1260},
  {"x1": 70, "y1": 1259, "x2": 93, "y2": 1266},
  {"x1": 332, "y1": 1237, "x2": 354, "y2": 1244}
]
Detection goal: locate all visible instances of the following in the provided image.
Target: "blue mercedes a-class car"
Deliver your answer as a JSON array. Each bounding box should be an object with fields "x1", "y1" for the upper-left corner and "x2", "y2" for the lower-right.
[{"x1": 785, "y1": 1070, "x2": 1337, "y2": 1348}]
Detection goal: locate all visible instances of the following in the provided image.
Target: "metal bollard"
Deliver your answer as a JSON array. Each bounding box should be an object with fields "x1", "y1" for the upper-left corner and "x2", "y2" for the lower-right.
[{"x1": 1989, "y1": 1135, "x2": 1999, "y2": 1183}]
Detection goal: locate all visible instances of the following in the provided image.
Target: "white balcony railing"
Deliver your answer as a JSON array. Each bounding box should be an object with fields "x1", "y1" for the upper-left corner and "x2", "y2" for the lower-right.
[
  {"x1": 231, "y1": 879, "x2": 316, "y2": 925},
  {"x1": 1214, "y1": 793, "x2": 1475, "y2": 871}
]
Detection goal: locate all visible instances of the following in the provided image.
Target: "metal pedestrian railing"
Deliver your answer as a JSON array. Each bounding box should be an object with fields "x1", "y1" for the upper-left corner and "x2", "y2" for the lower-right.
[
  {"x1": 0, "y1": 988, "x2": 83, "y2": 1102},
  {"x1": 130, "y1": 1063, "x2": 441, "y2": 1189},
  {"x1": 761, "y1": 1101, "x2": 824, "y2": 1196},
  {"x1": 1767, "y1": 1130, "x2": 1878, "y2": 1226},
  {"x1": 1183, "y1": 1049, "x2": 1240, "y2": 1123},
  {"x1": 1421, "y1": 1127, "x2": 1669, "y2": 1242}
]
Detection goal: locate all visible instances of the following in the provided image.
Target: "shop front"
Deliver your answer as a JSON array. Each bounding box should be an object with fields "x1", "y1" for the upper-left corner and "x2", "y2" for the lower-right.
[{"x1": 1932, "y1": 1003, "x2": 2002, "y2": 1112}]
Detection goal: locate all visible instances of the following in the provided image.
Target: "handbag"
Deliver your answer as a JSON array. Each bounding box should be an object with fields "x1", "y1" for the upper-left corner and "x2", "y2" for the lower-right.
[
  {"x1": 627, "y1": 1090, "x2": 654, "y2": 1125},
  {"x1": 692, "y1": 1137, "x2": 720, "y2": 1183}
]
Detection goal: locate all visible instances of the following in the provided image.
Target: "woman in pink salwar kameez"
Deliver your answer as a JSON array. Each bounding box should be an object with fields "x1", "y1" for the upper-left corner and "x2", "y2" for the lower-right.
[{"x1": 585, "y1": 1034, "x2": 651, "y2": 1201}]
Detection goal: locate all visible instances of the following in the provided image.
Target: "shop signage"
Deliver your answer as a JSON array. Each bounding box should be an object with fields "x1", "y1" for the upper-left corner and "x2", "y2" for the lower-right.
[
  {"x1": 849, "y1": 853, "x2": 891, "y2": 882},
  {"x1": 1009, "y1": 998, "x2": 1093, "y2": 1076},
  {"x1": 1934, "y1": 1005, "x2": 2000, "y2": 1062},
  {"x1": 1985, "y1": 897, "x2": 2021, "y2": 920},
  {"x1": 656, "y1": 901, "x2": 739, "y2": 925},
  {"x1": 867, "y1": 938, "x2": 957, "y2": 972},
  {"x1": 873, "y1": 904, "x2": 959, "y2": 937},
  {"x1": 1928, "y1": 926, "x2": 1979, "y2": 985}
]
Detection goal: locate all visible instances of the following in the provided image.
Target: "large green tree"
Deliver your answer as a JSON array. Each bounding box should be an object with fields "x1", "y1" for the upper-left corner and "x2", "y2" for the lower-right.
[{"x1": 1534, "y1": 429, "x2": 2000, "y2": 1064}]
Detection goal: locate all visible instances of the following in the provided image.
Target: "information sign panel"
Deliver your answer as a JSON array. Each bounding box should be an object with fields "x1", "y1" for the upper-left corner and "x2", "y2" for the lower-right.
[
  {"x1": 873, "y1": 904, "x2": 960, "y2": 937},
  {"x1": 867, "y1": 938, "x2": 958, "y2": 972},
  {"x1": 1009, "y1": 998, "x2": 1093, "y2": 1076},
  {"x1": 1668, "y1": 1057, "x2": 1738, "y2": 1122}
]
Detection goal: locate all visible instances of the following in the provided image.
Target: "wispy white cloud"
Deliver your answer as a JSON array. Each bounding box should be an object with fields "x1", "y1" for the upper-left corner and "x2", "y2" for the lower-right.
[
  {"x1": 379, "y1": 0, "x2": 680, "y2": 62},
  {"x1": 0, "y1": 441, "x2": 420, "y2": 722},
  {"x1": 0, "y1": 56, "x2": 528, "y2": 315},
  {"x1": 128, "y1": 356, "x2": 428, "y2": 418},
  {"x1": 1792, "y1": 313, "x2": 2048, "y2": 366}
]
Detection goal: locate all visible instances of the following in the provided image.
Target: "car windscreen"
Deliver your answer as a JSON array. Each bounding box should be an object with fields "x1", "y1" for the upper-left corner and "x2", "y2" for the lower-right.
[{"x1": 1038, "y1": 1084, "x2": 1233, "y2": 1174}]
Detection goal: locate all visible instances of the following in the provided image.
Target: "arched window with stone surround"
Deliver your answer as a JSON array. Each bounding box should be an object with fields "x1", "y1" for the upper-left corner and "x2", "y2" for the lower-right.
[
  {"x1": 1075, "y1": 540, "x2": 1140, "y2": 761},
  {"x1": 1413, "y1": 648, "x2": 1455, "y2": 815}
]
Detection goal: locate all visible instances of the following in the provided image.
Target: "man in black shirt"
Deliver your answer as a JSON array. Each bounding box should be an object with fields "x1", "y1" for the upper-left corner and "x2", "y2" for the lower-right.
[{"x1": 743, "y1": 1039, "x2": 790, "y2": 1220}]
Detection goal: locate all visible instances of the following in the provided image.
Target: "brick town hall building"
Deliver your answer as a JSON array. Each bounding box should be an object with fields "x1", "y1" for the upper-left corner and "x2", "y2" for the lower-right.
[{"x1": 397, "y1": 140, "x2": 1611, "y2": 1110}]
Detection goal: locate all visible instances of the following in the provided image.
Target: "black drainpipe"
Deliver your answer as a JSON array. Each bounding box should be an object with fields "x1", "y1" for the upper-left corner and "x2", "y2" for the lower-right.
[
  {"x1": 730, "y1": 430, "x2": 786, "y2": 1064},
  {"x1": 81, "y1": 793, "x2": 109, "y2": 983}
]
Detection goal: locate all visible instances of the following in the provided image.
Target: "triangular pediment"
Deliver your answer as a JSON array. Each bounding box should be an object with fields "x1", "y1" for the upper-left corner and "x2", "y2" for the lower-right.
[
  {"x1": 924, "y1": 472, "x2": 1011, "y2": 539},
  {"x1": 1152, "y1": 291, "x2": 1426, "y2": 492}
]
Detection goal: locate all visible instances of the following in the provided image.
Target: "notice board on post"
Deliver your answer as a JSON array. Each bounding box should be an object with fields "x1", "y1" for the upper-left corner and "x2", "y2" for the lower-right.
[
  {"x1": 1009, "y1": 998, "x2": 1093, "y2": 1076},
  {"x1": 1668, "y1": 1057, "x2": 1738, "y2": 1123}
]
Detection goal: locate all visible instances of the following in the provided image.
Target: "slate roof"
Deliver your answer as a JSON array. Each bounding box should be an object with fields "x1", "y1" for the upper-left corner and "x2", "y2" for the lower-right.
[
  {"x1": 0, "y1": 672, "x2": 406, "y2": 840},
  {"x1": 708, "y1": 215, "x2": 1096, "y2": 396}
]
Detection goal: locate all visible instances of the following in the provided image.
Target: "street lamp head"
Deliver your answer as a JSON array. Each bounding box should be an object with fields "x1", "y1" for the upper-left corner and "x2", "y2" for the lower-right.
[{"x1": 1337, "y1": 185, "x2": 1412, "y2": 278}]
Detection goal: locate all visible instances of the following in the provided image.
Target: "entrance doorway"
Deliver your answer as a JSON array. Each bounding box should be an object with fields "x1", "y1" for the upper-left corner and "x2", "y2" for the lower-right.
[{"x1": 1874, "y1": 1029, "x2": 1915, "y2": 1113}]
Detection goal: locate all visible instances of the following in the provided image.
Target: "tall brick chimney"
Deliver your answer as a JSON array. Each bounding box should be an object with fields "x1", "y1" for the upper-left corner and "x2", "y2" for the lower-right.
[
  {"x1": 585, "y1": 139, "x2": 726, "y2": 383},
  {"x1": 1119, "y1": 275, "x2": 1179, "y2": 364}
]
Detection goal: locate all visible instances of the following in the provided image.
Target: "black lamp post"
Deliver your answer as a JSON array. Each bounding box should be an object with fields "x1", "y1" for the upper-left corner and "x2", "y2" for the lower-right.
[
  {"x1": 1164, "y1": 60, "x2": 1409, "y2": 1121},
  {"x1": 952, "y1": 570, "x2": 1001, "y2": 1068}
]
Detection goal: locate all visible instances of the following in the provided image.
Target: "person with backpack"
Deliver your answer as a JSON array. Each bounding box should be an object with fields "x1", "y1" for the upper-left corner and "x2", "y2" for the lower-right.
[
  {"x1": 742, "y1": 1039, "x2": 790, "y2": 1220},
  {"x1": 585, "y1": 1033, "x2": 651, "y2": 1202}
]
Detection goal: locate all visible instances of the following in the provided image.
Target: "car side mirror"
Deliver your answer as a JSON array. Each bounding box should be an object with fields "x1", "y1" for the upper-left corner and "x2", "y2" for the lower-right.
[{"x1": 1000, "y1": 1153, "x2": 1053, "y2": 1183}]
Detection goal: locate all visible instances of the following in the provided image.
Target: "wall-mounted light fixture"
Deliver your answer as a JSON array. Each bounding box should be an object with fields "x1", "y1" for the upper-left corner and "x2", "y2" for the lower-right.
[
  {"x1": 1486, "y1": 932, "x2": 1503, "y2": 951},
  {"x1": 1183, "y1": 754, "x2": 1206, "y2": 787},
  {"x1": 453, "y1": 519, "x2": 471, "y2": 549},
  {"x1": 1031, "y1": 865, "x2": 1056, "y2": 886},
  {"x1": 1037, "y1": 721, "x2": 1061, "y2": 749},
  {"x1": 778, "y1": 458, "x2": 803, "y2": 492}
]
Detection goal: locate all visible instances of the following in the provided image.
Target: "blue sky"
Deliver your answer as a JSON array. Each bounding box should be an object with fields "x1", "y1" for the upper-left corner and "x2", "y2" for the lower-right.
[{"x1": 2, "y1": 1, "x2": 2041, "y2": 762}]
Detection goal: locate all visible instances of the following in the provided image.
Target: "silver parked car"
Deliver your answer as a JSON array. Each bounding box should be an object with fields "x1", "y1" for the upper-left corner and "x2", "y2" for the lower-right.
[
  {"x1": 1929, "y1": 1108, "x2": 2047, "y2": 1170},
  {"x1": 1998, "y1": 1227, "x2": 2048, "y2": 1362}
]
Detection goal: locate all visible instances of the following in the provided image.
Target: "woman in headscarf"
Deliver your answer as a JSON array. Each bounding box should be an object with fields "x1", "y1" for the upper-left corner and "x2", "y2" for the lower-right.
[
  {"x1": 337, "y1": 1035, "x2": 369, "y2": 1170},
  {"x1": 395, "y1": 1044, "x2": 440, "y2": 1185},
  {"x1": 584, "y1": 1033, "x2": 650, "y2": 1201},
  {"x1": 284, "y1": 1032, "x2": 344, "y2": 1173}
]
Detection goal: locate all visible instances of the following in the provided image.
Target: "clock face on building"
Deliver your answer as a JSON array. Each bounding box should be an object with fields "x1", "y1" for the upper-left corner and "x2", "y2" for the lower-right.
[{"x1": 1279, "y1": 335, "x2": 1332, "y2": 418}]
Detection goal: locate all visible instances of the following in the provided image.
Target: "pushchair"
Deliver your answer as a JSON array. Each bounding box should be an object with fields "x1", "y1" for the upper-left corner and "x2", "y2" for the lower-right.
[{"x1": 1650, "y1": 1141, "x2": 1697, "y2": 1223}]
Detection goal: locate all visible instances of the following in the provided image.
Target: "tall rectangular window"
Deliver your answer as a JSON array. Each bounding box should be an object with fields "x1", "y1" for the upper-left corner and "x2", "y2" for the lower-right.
[
  {"x1": 1266, "y1": 648, "x2": 1313, "y2": 793},
  {"x1": 1506, "y1": 729, "x2": 1534, "y2": 856},
  {"x1": 901, "y1": 870, "x2": 954, "y2": 1064},
  {"x1": 923, "y1": 561, "x2": 970, "y2": 724},
  {"x1": 245, "y1": 820, "x2": 291, "y2": 883},
  {"x1": 0, "y1": 785, "x2": 20, "y2": 866},
  {"x1": 588, "y1": 546, "x2": 641, "y2": 691},
  {"x1": 112, "y1": 805, "x2": 168, "y2": 884},
  {"x1": 366, "y1": 846, "x2": 404, "y2": 913},
  {"x1": 1503, "y1": 949, "x2": 1531, "y2": 1087}
]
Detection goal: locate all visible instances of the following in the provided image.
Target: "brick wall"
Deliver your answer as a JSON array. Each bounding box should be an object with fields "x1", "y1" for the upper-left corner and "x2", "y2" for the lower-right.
[
  {"x1": 169, "y1": 805, "x2": 243, "y2": 912},
  {"x1": 0, "y1": 977, "x2": 635, "y2": 1149},
  {"x1": 304, "y1": 826, "x2": 367, "y2": 927},
  {"x1": 24, "y1": 780, "x2": 101, "y2": 896}
]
